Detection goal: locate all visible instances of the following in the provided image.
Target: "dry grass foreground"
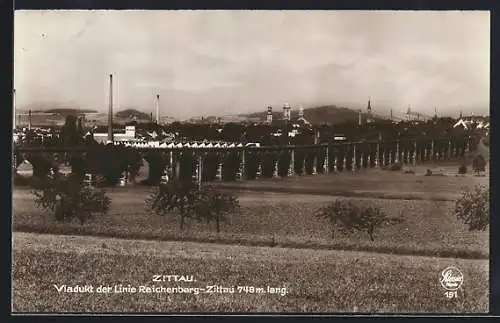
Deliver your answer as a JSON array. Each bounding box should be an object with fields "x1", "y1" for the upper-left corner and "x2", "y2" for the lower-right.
[
  {"x1": 13, "y1": 187, "x2": 488, "y2": 259},
  {"x1": 12, "y1": 232, "x2": 488, "y2": 313}
]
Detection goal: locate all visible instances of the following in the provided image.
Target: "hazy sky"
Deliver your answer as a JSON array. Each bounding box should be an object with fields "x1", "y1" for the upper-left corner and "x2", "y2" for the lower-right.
[{"x1": 14, "y1": 10, "x2": 490, "y2": 119}]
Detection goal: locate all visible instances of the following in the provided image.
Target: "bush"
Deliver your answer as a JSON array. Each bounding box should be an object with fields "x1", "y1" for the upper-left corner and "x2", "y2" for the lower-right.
[
  {"x1": 315, "y1": 200, "x2": 358, "y2": 239},
  {"x1": 31, "y1": 174, "x2": 111, "y2": 224},
  {"x1": 353, "y1": 206, "x2": 404, "y2": 241},
  {"x1": 472, "y1": 154, "x2": 486, "y2": 174},
  {"x1": 425, "y1": 169, "x2": 432, "y2": 176},
  {"x1": 454, "y1": 185, "x2": 489, "y2": 231},
  {"x1": 316, "y1": 200, "x2": 404, "y2": 241},
  {"x1": 316, "y1": 200, "x2": 403, "y2": 241},
  {"x1": 194, "y1": 187, "x2": 240, "y2": 233},
  {"x1": 458, "y1": 165, "x2": 467, "y2": 175},
  {"x1": 145, "y1": 180, "x2": 199, "y2": 231},
  {"x1": 388, "y1": 162, "x2": 403, "y2": 171},
  {"x1": 145, "y1": 181, "x2": 240, "y2": 233}
]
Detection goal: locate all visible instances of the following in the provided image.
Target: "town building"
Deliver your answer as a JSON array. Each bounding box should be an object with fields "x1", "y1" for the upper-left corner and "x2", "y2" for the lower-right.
[
  {"x1": 453, "y1": 116, "x2": 490, "y2": 131},
  {"x1": 296, "y1": 105, "x2": 311, "y2": 126},
  {"x1": 87, "y1": 125, "x2": 138, "y2": 144}
]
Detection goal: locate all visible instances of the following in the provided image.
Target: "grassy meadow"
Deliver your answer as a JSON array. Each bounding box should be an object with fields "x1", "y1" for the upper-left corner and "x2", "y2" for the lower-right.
[
  {"x1": 12, "y1": 232, "x2": 489, "y2": 313},
  {"x1": 12, "y1": 183, "x2": 488, "y2": 259},
  {"x1": 11, "y1": 164, "x2": 490, "y2": 313}
]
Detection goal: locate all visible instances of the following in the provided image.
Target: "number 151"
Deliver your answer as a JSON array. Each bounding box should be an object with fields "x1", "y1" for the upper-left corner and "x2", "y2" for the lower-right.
[{"x1": 445, "y1": 291, "x2": 458, "y2": 299}]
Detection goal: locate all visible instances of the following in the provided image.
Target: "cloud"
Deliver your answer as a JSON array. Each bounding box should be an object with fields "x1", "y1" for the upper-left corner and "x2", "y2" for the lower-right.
[{"x1": 14, "y1": 10, "x2": 490, "y2": 118}]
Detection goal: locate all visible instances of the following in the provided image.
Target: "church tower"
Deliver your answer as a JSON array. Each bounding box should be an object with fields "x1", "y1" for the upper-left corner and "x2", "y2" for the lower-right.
[
  {"x1": 266, "y1": 106, "x2": 273, "y2": 124},
  {"x1": 283, "y1": 103, "x2": 291, "y2": 122},
  {"x1": 367, "y1": 98, "x2": 374, "y2": 123},
  {"x1": 298, "y1": 105, "x2": 304, "y2": 119}
]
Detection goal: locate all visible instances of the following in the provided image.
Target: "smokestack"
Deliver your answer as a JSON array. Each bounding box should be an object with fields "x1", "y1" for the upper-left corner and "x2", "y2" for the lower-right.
[
  {"x1": 13, "y1": 89, "x2": 16, "y2": 130},
  {"x1": 108, "y1": 74, "x2": 113, "y2": 144},
  {"x1": 155, "y1": 94, "x2": 160, "y2": 124},
  {"x1": 77, "y1": 116, "x2": 83, "y2": 133},
  {"x1": 358, "y1": 110, "x2": 362, "y2": 126},
  {"x1": 28, "y1": 109, "x2": 32, "y2": 131}
]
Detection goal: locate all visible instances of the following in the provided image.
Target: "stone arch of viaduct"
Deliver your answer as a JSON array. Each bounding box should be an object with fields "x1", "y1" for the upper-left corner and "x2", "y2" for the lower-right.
[{"x1": 13, "y1": 136, "x2": 474, "y2": 186}]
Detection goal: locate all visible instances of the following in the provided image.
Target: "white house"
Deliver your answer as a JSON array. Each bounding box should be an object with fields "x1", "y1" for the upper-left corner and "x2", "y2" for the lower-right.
[{"x1": 87, "y1": 125, "x2": 137, "y2": 144}]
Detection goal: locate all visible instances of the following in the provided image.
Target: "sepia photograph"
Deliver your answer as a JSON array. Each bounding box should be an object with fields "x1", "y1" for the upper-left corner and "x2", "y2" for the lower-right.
[{"x1": 12, "y1": 10, "x2": 490, "y2": 313}]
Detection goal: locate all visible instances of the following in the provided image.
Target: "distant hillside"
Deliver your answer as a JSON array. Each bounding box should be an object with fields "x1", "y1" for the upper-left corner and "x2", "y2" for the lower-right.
[
  {"x1": 33, "y1": 108, "x2": 98, "y2": 116},
  {"x1": 239, "y1": 105, "x2": 386, "y2": 125},
  {"x1": 115, "y1": 109, "x2": 150, "y2": 120}
]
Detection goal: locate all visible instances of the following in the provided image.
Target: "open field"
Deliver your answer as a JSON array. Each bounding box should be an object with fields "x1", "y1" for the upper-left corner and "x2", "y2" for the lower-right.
[
  {"x1": 13, "y1": 182, "x2": 489, "y2": 259},
  {"x1": 11, "y1": 143, "x2": 490, "y2": 313},
  {"x1": 210, "y1": 164, "x2": 489, "y2": 201},
  {"x1": 12, "y1": 232, "x2": 489, "y2": 313}
]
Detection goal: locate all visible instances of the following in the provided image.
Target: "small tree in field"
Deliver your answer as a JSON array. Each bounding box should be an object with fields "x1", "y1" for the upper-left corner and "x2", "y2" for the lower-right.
[
  {"x1": 472, "y1": 154, "x2": 486, "y2": 175},
  {"x1": 316, "y1": 200, "x2": 404, "y2": 241},
  {"x1": 194, "y1": 187, "x2": 239, "y2": 233},
  {"x1": 351, "y1": 206, "x2": 404, "y2": 241},
  {"x1": 455, "y1": 185, "x2": 489, "y2": 231},
  {"x1": 31, "y1": 173, "x2": 111, "y2": 224},
  {"x1": 315, "y1": 200, "x2": 358, "y2": 239},
  {"x1": 145, "y1": 180, "x2": 198, "y2": 231}
]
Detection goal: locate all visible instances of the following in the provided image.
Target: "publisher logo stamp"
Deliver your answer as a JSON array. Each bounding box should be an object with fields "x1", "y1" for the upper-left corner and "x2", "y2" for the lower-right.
[{"x1": 440, "y1": 266, "x2": 464, "y2": 291}]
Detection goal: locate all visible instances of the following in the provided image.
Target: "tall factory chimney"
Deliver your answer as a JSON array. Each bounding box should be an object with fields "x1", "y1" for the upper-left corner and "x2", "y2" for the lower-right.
[
  {"x1": 13, "y1": 89, "x2": 16, "y2": 130},
  {"x1": 358, "y1": 110, "x2": 362, "y2": 126},
  {"x1": 77, "y1": 116, "x2": 83, "y2": 133},
  {"x1": 266, "y1": 106, "x2": 273, "y2": 124},
  {"x1": 28, "y1": 109, "x2": 32, "y2": 131},
  {"x1": 155, "y1": 94, "x2": 160, "y2": 124},
  {"x1": 107, "y1": 74, "x2": 114, "y2": 144}
]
